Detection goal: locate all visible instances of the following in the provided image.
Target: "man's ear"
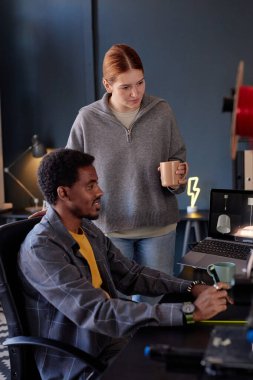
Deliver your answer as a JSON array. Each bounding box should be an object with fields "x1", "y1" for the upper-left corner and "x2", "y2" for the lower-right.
[
  {"x1": 57, "y1": 186, "x2": 69, "y2": 201},
  {"x1": 103, "y1": 78, "x2": 112, "y2": 93}
]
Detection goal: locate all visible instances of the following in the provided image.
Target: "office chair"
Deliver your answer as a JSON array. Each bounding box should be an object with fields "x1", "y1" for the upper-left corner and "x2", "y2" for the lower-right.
[{"x1": 0, "y1": 217, "x2": 106, "y2": 379}]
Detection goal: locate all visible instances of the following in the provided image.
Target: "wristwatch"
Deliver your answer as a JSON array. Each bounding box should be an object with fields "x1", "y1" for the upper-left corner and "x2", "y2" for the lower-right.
[{"x1": 182, "y1": 302, "x2": 195, "y2": 324}]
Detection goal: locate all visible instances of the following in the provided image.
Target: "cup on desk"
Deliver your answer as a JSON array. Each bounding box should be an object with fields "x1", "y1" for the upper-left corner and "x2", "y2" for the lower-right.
[
  {"x1": 159, "y1": 161, "x2": 186, "y2": 187},
  {"x1": 207, "y1": 262, "x2": 236, "y2": 286}
]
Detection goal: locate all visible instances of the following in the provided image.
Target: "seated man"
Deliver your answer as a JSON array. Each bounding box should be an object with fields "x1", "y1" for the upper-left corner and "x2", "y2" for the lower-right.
[{"x1": 18, "y1": 148, "x2": 231, "y2": 380}]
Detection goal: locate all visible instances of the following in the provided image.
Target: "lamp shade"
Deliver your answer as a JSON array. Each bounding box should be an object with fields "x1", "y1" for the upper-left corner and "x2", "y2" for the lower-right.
[
  {"x1": 216, "y1": 194, "x2": 231, "y2": 234},
  {"x1": 217, "y1": 214, "x2": 231, "y2": 234},
  {"x1": 248, "y1": 198, "x2": 253, "y2": 206},
  {"x1": 31, "y1": 135, "x2": 47, "y2": 158}
]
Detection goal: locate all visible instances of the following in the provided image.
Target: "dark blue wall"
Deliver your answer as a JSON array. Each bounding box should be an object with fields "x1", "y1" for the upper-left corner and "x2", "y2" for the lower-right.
[
  {"x1": 1, "y1": 0, "x2": 253, "y2": 209},
  {"x1": 96, "y1": 0, "x2": 253, "y2": 209}
]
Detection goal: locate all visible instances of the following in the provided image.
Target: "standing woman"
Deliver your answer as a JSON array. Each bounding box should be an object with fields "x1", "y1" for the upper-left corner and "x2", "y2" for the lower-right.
[{"x1": 66, "y1": 44, "x2": 188, "y2": 303}]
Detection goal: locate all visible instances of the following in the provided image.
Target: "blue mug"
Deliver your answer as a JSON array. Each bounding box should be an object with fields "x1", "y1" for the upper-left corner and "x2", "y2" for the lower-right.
[{"x1": 207, "y1": 262, "x2": 236, "y2": 286}]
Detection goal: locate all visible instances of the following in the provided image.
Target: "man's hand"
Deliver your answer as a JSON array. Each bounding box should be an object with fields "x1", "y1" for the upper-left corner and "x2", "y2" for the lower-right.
[{"x1": 192, "y1": 283, "x2": 233, "y2": 321}]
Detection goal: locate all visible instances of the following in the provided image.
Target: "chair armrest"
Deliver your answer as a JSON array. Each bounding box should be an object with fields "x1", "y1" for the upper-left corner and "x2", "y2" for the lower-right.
[{"x1": 3, "y1": 335, "x2": 106, "y2": 373}]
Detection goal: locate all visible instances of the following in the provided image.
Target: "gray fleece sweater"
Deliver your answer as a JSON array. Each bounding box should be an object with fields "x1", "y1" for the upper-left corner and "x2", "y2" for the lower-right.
[{"x1": 66, "y1": 93, "x2": 186, "y2": 234}]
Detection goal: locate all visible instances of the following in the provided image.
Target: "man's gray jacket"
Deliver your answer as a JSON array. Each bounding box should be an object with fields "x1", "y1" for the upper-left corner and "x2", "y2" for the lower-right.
[{"x1": 18, "y1": 206, "x2": 191, "y2": 379}]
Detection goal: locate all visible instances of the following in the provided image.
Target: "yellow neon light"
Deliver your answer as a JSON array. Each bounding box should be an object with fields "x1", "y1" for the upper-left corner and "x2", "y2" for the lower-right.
[{"x1": 187, "y1": 177, "x2": 200, "y2": 207}]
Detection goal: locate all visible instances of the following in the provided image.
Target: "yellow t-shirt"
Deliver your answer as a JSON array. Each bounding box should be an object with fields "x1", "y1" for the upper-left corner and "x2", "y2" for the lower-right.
[{"x1": 69, "y1": 229, "x2": 102, "y2": 289}]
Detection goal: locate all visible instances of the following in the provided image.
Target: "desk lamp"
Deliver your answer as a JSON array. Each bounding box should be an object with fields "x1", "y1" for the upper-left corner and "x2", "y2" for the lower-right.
[
  {"x1": 4, "y1": 135, "x2": 46, "y2": 212},
  {"x1": 187, "y1": 177, "x2": 200, "y2": 213},
  {"x1": 216, "y1": 194, "x2": 231, "y2": 234}
]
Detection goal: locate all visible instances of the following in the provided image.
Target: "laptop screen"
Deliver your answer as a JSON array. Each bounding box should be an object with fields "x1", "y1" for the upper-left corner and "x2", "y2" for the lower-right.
[{"x1": 209, "y1": 189, "x2": 253, "y2": 244}]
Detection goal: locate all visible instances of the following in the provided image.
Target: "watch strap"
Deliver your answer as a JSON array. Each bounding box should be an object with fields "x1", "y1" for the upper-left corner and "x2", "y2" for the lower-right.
[
  {"x1": 182, "y1": 302, "x2": 195, "y2": 325},
  {"x1": 184, "y1": 312, "x2": 195, "y2": 325}
]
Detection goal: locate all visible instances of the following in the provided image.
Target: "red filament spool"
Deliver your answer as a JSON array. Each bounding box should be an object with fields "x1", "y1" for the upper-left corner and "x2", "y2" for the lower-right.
[{"x1": 236, "y1": 86, "x2": 253, "y2": 137}]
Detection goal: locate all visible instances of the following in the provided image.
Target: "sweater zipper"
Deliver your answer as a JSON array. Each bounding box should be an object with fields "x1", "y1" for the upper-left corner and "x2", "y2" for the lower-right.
[
  {"x1": 120, "y1": 105, "x2": 142, "y2": 143},
  {"x1": 125, "y1": 120, "x2": 136, "y2": 143},
  {"x1": 126, "y1": 127, "x2": 132, "y2": 143}
]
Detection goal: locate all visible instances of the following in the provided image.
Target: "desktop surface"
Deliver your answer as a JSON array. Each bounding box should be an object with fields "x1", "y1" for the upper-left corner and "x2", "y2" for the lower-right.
[
  {"x1": 0, "y1": 209, "x2": 32, "y2": 224},
  {"x1": 101, "y1": 267, "x2": 251, "y2": 380},
  {"x1": 101, "y1": 325, "x2": 209, "y2": 380},
  {"x1": 101, "y1": 321, "x2": 252, "y2": 380}
]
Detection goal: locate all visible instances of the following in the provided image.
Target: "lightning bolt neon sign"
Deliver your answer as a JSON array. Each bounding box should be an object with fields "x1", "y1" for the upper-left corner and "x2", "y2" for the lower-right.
[{"x1": 187, "y1": 177, "x2": 200, "y2": 208}]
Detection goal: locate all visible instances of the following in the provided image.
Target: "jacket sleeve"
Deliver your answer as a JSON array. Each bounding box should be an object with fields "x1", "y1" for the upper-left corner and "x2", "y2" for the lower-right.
[
  {"x1": 18, "y1": 233, "x2": 189, "y2": 339},
  {"x1": 101, "y1": 234, "x2": 190, "y2": 296}
]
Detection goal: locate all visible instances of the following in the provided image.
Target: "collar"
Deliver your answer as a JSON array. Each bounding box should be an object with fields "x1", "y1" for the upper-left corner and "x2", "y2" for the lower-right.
[{"x1": 41, "y1": 205, "x2": 98, "y2": 253}]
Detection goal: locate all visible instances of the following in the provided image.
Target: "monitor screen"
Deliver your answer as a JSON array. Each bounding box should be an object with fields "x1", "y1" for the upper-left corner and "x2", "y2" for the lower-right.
[{"x1": 209, "y1": 188, "x2": 253, "y2": 243}]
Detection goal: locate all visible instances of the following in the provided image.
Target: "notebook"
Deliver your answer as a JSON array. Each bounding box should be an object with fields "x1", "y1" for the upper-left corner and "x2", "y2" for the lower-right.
[{"x1": 180, "y1": 188, "x2": 253, "y2": 275}]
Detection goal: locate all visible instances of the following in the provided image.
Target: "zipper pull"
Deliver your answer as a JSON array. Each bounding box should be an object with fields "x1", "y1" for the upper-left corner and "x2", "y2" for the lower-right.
[{"x1": 127, "y1": 129, "x2": 132, "y2": 143}]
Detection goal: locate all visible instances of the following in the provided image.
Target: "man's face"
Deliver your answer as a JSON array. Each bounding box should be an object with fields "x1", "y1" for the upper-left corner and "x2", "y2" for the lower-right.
[{"x1": 65, "y1": 166, "x2": 103, "y2": 220}]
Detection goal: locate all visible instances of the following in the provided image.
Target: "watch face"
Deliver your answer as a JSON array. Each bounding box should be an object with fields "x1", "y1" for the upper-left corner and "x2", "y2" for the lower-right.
[{"x1": 182, "y1": 302, "x2": 195, "y2": 314}]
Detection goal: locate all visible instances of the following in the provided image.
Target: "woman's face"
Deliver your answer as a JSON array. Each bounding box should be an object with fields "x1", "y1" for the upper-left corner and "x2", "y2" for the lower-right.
[{"x1": 104, "y1": 69, "x2": 145, "y2": 113}]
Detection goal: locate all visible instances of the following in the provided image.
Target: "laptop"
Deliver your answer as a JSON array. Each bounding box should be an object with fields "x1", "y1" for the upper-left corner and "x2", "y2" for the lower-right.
[{"x1": 180, "y1": 189, "x2": 253, "y2": 275}]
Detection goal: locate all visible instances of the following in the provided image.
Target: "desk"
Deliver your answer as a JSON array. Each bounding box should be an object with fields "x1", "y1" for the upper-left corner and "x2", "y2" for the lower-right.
[
  {"x1": 0, "y1": 210, "x2": 31, "y2": 224},
  {"x1": 101, "y1": 267, "x2": 250, "y2": 380},
  {"x1": 180, "y1": 210, "x2": 209, "y2": 258},
  {"x1": 101, "y1": 325, "x2": 210, "y2": 380},
  {"x1": 101, "y1": 322, "x2": 252, "y2": 380}
]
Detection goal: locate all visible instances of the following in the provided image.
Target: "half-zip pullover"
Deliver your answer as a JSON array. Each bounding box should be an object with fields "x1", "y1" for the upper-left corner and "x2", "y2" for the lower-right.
[{"x1": 67, "y1": 93, "x2": 186, "y2": 234}]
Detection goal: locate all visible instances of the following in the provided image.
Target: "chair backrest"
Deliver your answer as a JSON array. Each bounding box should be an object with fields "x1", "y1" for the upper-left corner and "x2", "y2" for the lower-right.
[{"x1": 0, "y1": 217, "x2": 42, "y2": 379}]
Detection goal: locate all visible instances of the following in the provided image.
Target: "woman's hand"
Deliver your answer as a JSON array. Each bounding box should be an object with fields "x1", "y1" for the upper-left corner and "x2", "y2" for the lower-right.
[
  {"x1": 177, "y1": 161, "x2": 189, "y2": 185},
  {"x1": 169, "y1": 161, "x2": 189, "y2": 189}
]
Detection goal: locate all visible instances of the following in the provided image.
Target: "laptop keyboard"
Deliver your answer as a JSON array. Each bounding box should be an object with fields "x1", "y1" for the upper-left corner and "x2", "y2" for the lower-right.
[{"x1": 192, "y1": 239, "x2": 251, "y2": 260}]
